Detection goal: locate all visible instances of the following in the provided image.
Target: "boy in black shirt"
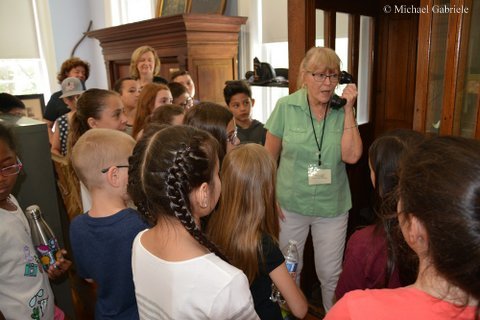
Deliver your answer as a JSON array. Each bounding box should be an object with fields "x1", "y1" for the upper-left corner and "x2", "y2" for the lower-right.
[{"x1": 224, "y1": 80, "x2": 266, "y2": 145}]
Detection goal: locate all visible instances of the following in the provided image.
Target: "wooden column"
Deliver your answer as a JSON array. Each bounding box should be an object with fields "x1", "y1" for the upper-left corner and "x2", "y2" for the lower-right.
[{"x1": 288, "y1": 0, "x2": 316, "y2": 93}]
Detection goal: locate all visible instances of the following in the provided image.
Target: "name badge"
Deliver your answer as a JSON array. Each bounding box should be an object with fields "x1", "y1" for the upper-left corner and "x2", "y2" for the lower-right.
[{"x1": 308, "y1": 164, "x2": 331, "y2": 185}]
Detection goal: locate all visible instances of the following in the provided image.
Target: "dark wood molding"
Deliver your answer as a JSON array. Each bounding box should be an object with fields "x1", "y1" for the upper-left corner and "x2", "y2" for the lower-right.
[
  {"x1": 315, "y1": 0, "x2": 377, "y2": 16},
  {"x1": 348, "y1": 14, "x2": 360, "y2": 78},
  {"x1": 287, "y1": 0, "x2": 316, "y2": 93},
  {"x1": 323, "y1": 10, "x2": 336, "y2": 49},
  {"x1": 413, "y1": 0, "x2": 432, "y2": 133},
  {"x1": 440, "y1": 1, "x2": 464, "y2": 135},
  {"x1": 452, "y1": 0, "x2": 472, "y2": 136}
]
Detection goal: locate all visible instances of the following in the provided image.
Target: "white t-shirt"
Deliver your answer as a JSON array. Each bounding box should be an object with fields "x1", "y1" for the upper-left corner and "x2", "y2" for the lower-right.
[
  {"x1": 0, "y1": 195, "x2": 54, "y2": 319},
  {"x1": 132, "y1": 230, "x2": 259, "y2": 320}
]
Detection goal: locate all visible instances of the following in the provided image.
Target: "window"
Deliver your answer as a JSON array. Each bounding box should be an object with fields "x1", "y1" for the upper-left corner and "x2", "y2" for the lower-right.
[
  {"x1": 108, "y1": 0, "x2": 155, "y2": 26},
  {"x1": 316, "y1": 8, "x2": 374, "y2": 125},
  {"x1": 237, "y1": 0, "x2": 290, "y2": 123},
  {"x1": 0, "y1": 60, "x2": 47, "y2": 95},
  {"x1": 0, "y1": 0, "x2": 50, "y2": 97}
]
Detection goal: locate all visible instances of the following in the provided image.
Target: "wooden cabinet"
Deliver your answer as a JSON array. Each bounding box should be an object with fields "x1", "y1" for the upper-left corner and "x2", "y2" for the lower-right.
[
  {"x1": 87, "y1": 14, "x2": 247, "y2": 104},
  {"x1": 414, "y1": 0, "x2": 480, "y2": 138}
]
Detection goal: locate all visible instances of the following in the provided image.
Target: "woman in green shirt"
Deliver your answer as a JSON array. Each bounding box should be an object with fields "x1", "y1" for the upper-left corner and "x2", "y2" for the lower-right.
[{"x1": 264, "y1": 46, "x2": 362, "y2": 311}]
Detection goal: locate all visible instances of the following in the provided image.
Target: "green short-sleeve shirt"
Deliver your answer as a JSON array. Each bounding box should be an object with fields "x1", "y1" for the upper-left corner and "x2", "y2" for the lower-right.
[{"x1": 265, "y1": 88, "x2": 352, "y2": 217}]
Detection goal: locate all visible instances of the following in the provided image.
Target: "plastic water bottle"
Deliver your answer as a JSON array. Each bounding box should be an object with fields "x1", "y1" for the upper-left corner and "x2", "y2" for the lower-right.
[
  {"x1": 26, "y1": 205, "x2": 62, "y2": 271},
  {"x1": 270, "y1": 239, "x2": 299, "y2": 304}
]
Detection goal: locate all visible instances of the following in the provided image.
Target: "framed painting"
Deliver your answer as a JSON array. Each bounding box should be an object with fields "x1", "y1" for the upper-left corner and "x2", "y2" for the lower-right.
[
  {"x1": 189, "y1": 0, "x2": 226, "y2": 14},
  {"x1": 16, "y1": 94, "x2": 45, "y2": 121},
  {"x1": 156, "y1": 0, "x2": 191, "y2": 17}
]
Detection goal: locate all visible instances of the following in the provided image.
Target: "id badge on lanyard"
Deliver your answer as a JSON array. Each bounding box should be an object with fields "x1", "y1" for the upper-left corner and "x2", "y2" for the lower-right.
[{"x1": 308, "y1": 164, "x2": 331, "y2": 185}]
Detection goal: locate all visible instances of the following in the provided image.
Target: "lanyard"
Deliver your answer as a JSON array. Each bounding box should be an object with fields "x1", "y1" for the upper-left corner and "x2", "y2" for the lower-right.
[{"x1": 307, "y1": 98, "x2": 328, "y2": 166}]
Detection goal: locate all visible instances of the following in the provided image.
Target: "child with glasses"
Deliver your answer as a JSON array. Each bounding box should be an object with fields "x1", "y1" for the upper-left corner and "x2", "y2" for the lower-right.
[
  {"x1": 168, "y1": 82, "x2": 194, "y2": 110},
  {"x1": 224, "y1": 80, "x2": 267, "y2": 145},
  {"x1": 0, "y1": 123, "x2": 71, "y2": 319},
  {"x1": 184, "y1": 102, "x2": 240, "y2": 164},
  {"x1": 69, "y1": 129, "x2": 149, "y2": 320}
]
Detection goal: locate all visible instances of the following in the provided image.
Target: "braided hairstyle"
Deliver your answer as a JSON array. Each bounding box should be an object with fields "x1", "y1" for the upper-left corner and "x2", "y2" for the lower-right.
[{"x1": 128, "y1": 125, "x2": 228, "y2": 261}]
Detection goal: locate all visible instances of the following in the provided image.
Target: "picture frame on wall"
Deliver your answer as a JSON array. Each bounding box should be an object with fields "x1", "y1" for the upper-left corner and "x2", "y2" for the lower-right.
[
  {"x1": 16, "y1": 94, "x2": 45, "y2": 121},
  {"x1": 156, "y1": 0, "x2": 191, "y2": 17},
  {"x1": 189, "y1": 0, "x2": 226, "y2": 14}
]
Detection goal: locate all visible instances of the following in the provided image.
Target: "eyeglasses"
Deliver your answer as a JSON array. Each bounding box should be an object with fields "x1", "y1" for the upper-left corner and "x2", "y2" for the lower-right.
[
  {"x1": 309, "y1": 72, "x2": 339, "y2": 83},
  {"x1": 100, "y1": 165, "x2": 129, "y2": 174},
  {"x1": 179, "y1": 97, "x2": 193, "y2": 109},
  {"x1": 226, "y1": 128, "x2": 239, "y2": 145},
  {"x1": 0, "y1": 157, "x2": 23, "y2": 177}
]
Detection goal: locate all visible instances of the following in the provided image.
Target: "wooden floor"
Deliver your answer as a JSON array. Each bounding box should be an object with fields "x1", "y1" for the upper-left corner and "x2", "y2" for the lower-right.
[
  {"x1": 283, "y1": 304, "x2": 325, "y2": 320},
  {"x1": 304, "y1": 304, "x2": 326, "y2": 320}
]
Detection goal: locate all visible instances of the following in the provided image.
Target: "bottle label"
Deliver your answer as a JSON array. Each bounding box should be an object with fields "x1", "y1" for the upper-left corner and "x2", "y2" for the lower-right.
[
  {"x1": 285, "y1": 261, "x2": 298, "y2": 273},
  {"x1": 285, "y1": 260, "x2": 298, "y2": 280},
  {"x1": 35, "y1": 238, "x2": 60, "y2": 271}
]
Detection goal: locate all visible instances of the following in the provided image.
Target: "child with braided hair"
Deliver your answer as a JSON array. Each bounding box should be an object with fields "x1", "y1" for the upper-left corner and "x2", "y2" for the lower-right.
[{"x1": 128, "y1": 125, "x2": 259, "y2": 319}]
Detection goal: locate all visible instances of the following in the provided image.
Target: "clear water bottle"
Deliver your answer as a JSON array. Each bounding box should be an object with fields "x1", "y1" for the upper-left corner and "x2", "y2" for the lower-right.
[
  {"x1": 26, "y1": 205, "x2": 62, "y2": 272},
  {"x1": 270, "y1": 239, "x2": 299, "y2": 304}
]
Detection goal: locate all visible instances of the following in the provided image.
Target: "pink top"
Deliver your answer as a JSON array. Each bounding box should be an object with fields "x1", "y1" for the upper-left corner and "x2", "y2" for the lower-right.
[
  {"x1": 326, "y1": 287, "x2": 476, "y2": 320},
  {"x1": 335, "y1": 225, "x2": 401, "y2": 300}
]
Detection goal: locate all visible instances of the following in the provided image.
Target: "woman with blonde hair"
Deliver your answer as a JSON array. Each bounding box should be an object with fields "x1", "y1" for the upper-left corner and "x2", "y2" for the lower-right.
[
  {"x1": 264, "y1": 46, "x2": 362, "y2": 311},
  {"x1": 208, "y1": 144, "x2": 307, "y2": 319},
  {"x1": 129, "y1": 45, "x2": 167, "y2": 87},
  {"x1": 131, "y1": 83, "x2": 172, "y2": 139}
]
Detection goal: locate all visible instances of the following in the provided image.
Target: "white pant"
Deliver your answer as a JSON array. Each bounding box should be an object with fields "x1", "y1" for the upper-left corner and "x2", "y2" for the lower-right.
[{"x1": 279, "y1": 208, "x2": 348, "y2": 311}]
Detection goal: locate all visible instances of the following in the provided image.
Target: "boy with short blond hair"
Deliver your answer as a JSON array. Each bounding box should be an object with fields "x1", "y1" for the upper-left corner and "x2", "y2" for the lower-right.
[
  {"x1": 69, "y1": 128, "x2": 148, "y2": 320},
  {"x1": 224, "y1": 80, "x2": 266, "y2": 145}
]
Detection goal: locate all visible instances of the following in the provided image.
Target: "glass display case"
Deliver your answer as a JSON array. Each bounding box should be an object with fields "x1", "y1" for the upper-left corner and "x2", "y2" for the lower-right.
[{"x1": 414, "y1": 0, "x2": 479, "y2": 138}]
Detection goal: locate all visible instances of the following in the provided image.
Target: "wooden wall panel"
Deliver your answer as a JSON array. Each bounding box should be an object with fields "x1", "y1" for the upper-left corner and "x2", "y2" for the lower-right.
[
  {"x1": 192, "y1": 58, "x2": 234, "y2": 104},
  {"x1": 374, "y1": 13, "x2": 419, "y2": 135}
]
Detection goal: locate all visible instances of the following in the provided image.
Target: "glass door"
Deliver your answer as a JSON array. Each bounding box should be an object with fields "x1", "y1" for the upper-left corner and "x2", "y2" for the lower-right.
[{"x1": 453, "y1": 0, "x2": 480, "y2": 137}]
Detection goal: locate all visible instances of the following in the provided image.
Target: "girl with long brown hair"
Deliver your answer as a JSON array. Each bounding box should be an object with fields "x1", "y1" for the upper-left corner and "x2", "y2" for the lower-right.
[
  {"x1": 208, "y1": 144, "x2": 307, "y2": 319},
  {"x1": 131, "y1": 83, "x2": 172, "y2": 139}
]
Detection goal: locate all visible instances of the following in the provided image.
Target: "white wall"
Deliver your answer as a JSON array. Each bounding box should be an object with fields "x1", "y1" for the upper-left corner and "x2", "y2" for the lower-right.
[{"x1": 47, "y1": 0, "x2": 108, "y2": 91}]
